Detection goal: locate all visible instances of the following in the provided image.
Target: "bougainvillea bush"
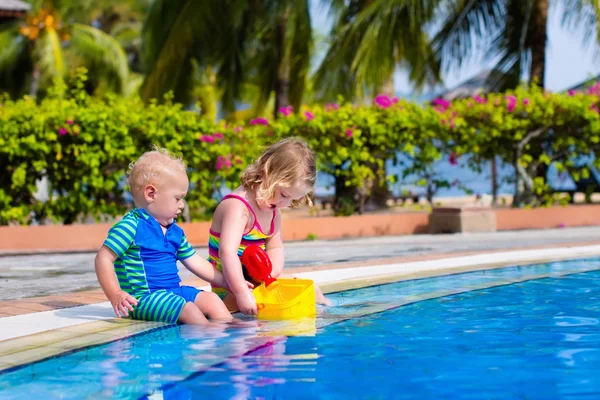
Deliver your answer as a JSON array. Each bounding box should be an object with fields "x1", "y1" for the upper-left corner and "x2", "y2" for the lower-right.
[{"x1": 3, "y1": 68, "x2": 600, "y2": 224}]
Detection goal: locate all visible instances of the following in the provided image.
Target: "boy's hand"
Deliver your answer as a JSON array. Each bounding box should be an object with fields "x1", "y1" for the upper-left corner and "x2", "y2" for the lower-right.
[
  {"x1": 236, "y1": 288, "x2": 258, "y2": 316},
  {"x1": 109, "y1": 291, "x2": 138, "y2": 318}
]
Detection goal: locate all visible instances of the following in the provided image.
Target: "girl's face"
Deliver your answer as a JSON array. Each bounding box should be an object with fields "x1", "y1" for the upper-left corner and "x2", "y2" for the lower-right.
[{"x1": 257, "y1": 182, "x2": 312, "y2": 212}]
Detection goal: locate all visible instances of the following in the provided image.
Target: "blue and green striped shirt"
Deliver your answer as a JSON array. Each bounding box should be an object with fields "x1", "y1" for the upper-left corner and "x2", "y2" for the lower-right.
[{"x1": 103, "y1": 208, "x2": 196, "y2": 298}]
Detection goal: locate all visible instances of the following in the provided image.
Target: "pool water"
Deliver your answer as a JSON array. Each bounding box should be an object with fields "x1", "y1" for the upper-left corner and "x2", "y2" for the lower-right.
[{"x1": 1, "y1": 258, "x2": 600, "y2": 399}]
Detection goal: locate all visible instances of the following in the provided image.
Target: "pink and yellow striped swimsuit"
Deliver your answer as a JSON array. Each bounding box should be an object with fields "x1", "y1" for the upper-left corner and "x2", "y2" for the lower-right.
[{"x1": 208, "y1": 194, "x2": 276, "y2": 298}]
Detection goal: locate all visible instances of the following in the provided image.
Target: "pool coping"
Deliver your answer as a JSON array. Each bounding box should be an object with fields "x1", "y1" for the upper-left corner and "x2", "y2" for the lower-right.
[{"x1": 2, "y1": 241, "x2": 600, "y2": 372}]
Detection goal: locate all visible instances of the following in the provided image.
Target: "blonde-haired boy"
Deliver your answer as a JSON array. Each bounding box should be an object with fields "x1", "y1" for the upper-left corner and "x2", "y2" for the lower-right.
[{"x1": 95, "y1": 147, "x2": 246, "y2": 325}]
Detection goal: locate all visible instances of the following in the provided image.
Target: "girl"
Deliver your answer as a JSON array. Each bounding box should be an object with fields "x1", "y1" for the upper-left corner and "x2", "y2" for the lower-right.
[{"x1": 208, "y1": 137, "x2": 331, "y2": 315}]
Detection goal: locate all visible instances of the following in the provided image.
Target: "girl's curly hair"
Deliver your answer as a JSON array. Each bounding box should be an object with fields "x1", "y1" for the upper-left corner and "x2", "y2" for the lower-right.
[{"x1": 241, "y1": 138, "x2": 316, "y2": 208}]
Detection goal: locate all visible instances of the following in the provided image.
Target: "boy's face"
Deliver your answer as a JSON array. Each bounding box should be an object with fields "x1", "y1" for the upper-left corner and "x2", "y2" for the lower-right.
[
  {"x1": 144, "y1": 170, "x2": 189, "y2": 227},
  {"x1": 258, "y1": 182, "x2": 311, "y2": 212}
]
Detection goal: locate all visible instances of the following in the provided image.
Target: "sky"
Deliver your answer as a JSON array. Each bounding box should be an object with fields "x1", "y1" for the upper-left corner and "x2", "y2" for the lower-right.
[{"x1": 309, "y1": 0, "x2": 600, "y2": 96}]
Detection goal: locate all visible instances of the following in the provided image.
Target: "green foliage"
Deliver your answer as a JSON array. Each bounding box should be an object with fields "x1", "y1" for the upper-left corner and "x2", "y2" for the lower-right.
[{"x1": 4, "y1": 72, "x2": 600, "y2": 225}]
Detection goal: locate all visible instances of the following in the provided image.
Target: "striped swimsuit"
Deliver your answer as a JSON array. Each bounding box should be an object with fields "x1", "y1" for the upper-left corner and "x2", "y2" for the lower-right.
[
  {"x1": 102, "y1": 208, "x2": 199, "y2": 324},
  {"x1": 208, "y1": 194, "x2": 276, "y2": 298}
]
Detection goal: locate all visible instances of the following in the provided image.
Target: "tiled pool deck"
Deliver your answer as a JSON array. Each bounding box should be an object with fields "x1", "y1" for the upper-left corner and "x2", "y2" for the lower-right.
[{"x1": 2, "y1": 227, "x2": 600, "y2": 371}]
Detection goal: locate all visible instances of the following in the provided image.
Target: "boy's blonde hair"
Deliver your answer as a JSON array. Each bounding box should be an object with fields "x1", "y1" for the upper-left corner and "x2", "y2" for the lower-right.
[
  {"x1": 241, "y1": 138, "x2": 316, "y2": 208},
  {"x1": 127, "y1": 146, "x2": 187, "y2": 199}
]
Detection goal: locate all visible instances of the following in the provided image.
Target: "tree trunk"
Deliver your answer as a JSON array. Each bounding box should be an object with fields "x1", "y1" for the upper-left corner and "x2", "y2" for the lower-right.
[
  {"x1": 30, "y1": 67, "x2": 40, "y2": 98},
  {"x1": 379, "y1": 74, "x2": 395, "y2": 96},
  {"x1": 274, "y1": 7, "x2": 290, "y2": 119},
  {"x1": 529, "y1": 0, "x2": 548, "y2": 87}
]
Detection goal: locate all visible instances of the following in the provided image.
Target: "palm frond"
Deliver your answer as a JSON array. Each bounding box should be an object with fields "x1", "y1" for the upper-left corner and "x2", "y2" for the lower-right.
[
  {"x1": 70, "y1": 23, "x2": 128, "y2": 94},
  {"x1": 0, "y1": 29, "x2": 32, "y2": 98},
  {"x1": 312, "y1": 8, "x2": 361, "y2": 101},
  {"x1": 213, "y1": 1, "x2": 252, "y2": 112},
  {"x1": 484, "y1": 0, "x2": 531, "y2": 90},
  {"x1": 432, "y1": 0, "x2": 506, "y2": 72},
  {"x1": 140, "y1": 0, "x2": 224, "y2": 102},
  {"x1": 288, "y1": 0, "x2": 313, "y2": 108},
  {"x1": 350, "y1": 0, "x2": 441, "y2": 94},
  {"x1": 561, "y1": 0, "x2": 600, "y2": 51},
  {"x1": 33, "y1": 27, "x2": 65, "y2": 87}
]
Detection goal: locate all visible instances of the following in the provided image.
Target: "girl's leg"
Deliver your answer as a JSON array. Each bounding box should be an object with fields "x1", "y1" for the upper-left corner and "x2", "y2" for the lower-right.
[
  {"x1": 223, "y1": 292, "x2": 240, "y2": 313},
  {"x1": 178, "y1": 302, "x2": 210, "y2": 325},
  {"x1": 194, "y1": 291, "x2": 233, "y2": 321}
]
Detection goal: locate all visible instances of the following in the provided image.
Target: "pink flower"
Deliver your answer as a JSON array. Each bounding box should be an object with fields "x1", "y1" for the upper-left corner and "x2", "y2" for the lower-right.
[
  {"x1": 591, "y1": 105, "x2": 599, "y2": 113},
  {"x1": 588, "y1": 83, "x2": 600, "y2": 95},
  {"x1": 474, "y1": 95, "x2": 486, "y2": 104},
  {"x1": 345, "y1": 129, "x2": 353, "y2": 138},
  {"x1": 66, "y1": 119, "x2": 74, "y2": 125},
  {"x1": 568, "y1": 89, "x2": 576, "y2": 96},
  {"x1": 557, "y1": 222, "x2": 567, "y2": 228},
  {"x1": 59, "y1": 127, "x2": 68, "y2": 136},
  {"x1": 523, "y1": 98, "x2": 530, "y2": 105},
  {"x1": 250, "y1": 118, "x2": 269, "y2": 126},
  {"x1": 467, "y1": 101, "x2": 474, "y2": 108},
  {"x1": 449, "y1": 152, "x2": 459, "y2": 166},
  {"x1": 451, "y1": 179, "x2": 460, "y2": 187},
  {"x1": 216, "y1": 154, "x2": 233, "y2": 170},
  {"x1": 213, "y1": 132, "x2": 224, "y2": 140},
  {"x1": 215, "y1": 157, "x2": 224, "y2": 170},
  {"x1": 374, "y1": 94, "x2": 393, "y2": 109},
  {"x1": 304, "y1": 111, "x2": 315, "y2": 121},
  {"x1": 234, "y1": 126, "x2": 243, "y2": 133},
  {"x1": 392, "y1": 97, "x2": 399, "y2": 104},
  {"x1": 199, "y1": 135, "x2": 215, "y2": 143},
  {"x1": 432, "y1": 98, "x2": 450, "y2": 112},
  {"x1": 505, "y1": 95, "x2": 517, "y2": 112},
  {"x1": 325, "y1": 103, "x2": 339, "y2": 112},
  {"x1": 279, "y1": 106, "x2": 293, "y2": 117}
]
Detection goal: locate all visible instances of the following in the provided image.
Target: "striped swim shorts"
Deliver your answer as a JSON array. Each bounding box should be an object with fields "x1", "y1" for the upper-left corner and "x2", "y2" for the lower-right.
[{"x1": 130, "y1": 286, "x2": 202, "y2": 323}]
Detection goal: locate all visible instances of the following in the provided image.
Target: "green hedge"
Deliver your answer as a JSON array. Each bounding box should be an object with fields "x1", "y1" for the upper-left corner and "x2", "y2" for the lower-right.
[{"x1": 3, "y1": 69, "x2": 600, "y2": 225}]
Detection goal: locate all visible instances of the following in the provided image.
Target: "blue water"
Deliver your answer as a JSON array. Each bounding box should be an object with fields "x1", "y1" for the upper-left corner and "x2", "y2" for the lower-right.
[{"x1": 1, "y1": 258, "x2": 600, "y2": 399}]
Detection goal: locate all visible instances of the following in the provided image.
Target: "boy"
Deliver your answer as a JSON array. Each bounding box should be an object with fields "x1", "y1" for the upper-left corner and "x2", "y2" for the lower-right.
[{"x1": 95, "y1": 147, "x2": 246, "y2": 325}]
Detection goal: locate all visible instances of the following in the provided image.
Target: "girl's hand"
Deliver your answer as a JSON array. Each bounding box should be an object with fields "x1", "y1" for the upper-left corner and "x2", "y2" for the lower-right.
[
  {"x1": 236, "y1": 288, "x2": 258, "y2": 316},
  {"x1": 109, "y1": 290, "x2": 138, "y2": 317},
  {"x1": 222, "y1": 279, "x2": 254, "y2": 293}
]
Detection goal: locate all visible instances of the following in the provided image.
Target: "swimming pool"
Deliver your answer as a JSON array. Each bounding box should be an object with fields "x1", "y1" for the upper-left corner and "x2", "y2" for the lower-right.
[{"x1": 1, "y1": 258, "x2": 599, "y2": 399}]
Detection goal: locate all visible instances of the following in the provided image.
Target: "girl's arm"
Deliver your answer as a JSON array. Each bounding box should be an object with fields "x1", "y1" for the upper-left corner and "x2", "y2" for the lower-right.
[
  {"x1": 266, "y1": 212, "x2": 285, "y2": 277},
  {"x1": 218, "y1": 200, "x2": 257, "y2": 314}
]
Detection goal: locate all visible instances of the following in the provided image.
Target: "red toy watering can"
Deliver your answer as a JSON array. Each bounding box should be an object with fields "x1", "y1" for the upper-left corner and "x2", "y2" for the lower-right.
[{"x1": 241, "y1": 245, "x2": 278, "y2": 287}]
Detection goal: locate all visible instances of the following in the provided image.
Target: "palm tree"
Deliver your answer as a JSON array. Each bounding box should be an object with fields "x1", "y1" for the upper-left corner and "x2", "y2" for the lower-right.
[
  {"x1": 433, "y1": 0, "x2": 600, "y2": 90},
  {"x1": 140, "y1": 0, "x2": 312, "y2": 117},
  {"x1": 314, "y1": 0, "x2": 442, "y2": 102},
  {"x1": 0, "y1": 0, "x2": 129, "y2": 99},
  {"x1": 434, "y1": 0, "x2": 600, "y2": 206}
]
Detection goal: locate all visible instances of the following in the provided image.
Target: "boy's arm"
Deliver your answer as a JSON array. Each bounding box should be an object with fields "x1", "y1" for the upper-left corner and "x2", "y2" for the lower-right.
[
  {"x1": 94, "y1": 246, "x2": 138, "y2": 317},
  {"x1": 265, "y1": 212, "x2": 284, "y2": 277},
  {"x1": 180, "y1": 254, "x2": 225, "y2": 287}
]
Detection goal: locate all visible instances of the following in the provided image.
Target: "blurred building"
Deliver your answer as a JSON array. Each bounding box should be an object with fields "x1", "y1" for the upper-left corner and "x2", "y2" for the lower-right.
[{"x1": 0, "y1": 0, "x2": 30, "y2": 22}]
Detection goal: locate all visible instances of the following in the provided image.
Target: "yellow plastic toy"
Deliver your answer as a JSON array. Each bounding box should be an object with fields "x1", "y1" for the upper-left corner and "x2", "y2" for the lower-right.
[
  {"x1": 242, "y1": 245, "x2": 317, "y2": 320},
  {"x1": 253, "y1": 278, "x2": 316, "y2": 320}
]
